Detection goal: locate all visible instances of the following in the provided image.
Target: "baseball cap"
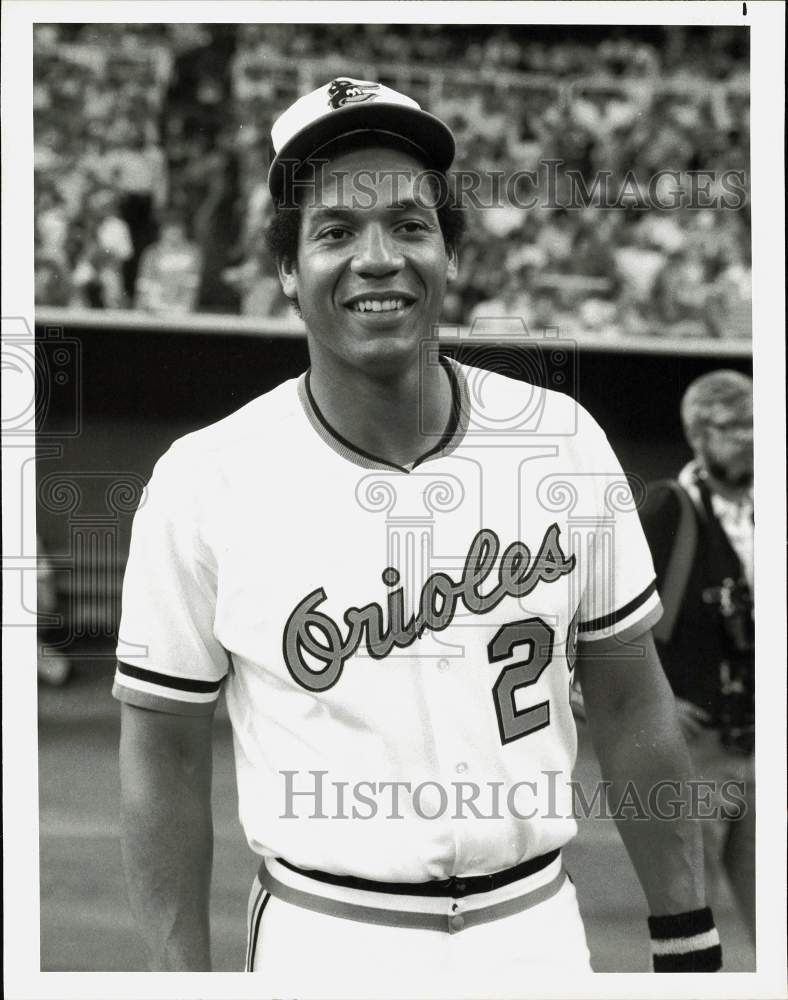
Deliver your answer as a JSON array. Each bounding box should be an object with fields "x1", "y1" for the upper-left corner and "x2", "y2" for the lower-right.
[{"x1": 268, "y1": 77, "x2": 455, "y2": 204}]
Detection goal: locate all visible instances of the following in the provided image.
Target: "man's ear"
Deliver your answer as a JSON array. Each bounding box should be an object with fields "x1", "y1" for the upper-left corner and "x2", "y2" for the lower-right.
[
  {"x1": 687, "y1": 433, "x2": 709, "y2": 470},
  {"x1": 277, "y1": 257, "x2": 299, "y2": 300},
  {"x1": 686, "y1": 427, "x2": 705, "y2": 455},
  {"x1": 446, "y1": 245, "x2": 459, "y2": 282}
]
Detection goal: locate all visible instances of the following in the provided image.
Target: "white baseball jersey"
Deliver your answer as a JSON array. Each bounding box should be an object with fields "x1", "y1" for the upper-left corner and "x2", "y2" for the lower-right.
[{"x1": 114, "y1": 358, "x2": 662, "y2": 882}]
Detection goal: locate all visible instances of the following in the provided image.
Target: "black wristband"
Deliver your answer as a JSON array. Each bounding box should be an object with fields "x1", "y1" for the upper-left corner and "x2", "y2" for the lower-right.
[{"x1": 648, "y1": 906, "x2": 722, "y2": 972}]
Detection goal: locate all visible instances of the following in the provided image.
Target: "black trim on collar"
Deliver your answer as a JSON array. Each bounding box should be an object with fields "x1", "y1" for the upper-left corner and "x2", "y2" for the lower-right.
[
  {"x1": 302, "y1": 357, "x2": 466, "y2": 474},
  {"x1": 411, "y1": 356, "x2": 462, "y2": 469}
]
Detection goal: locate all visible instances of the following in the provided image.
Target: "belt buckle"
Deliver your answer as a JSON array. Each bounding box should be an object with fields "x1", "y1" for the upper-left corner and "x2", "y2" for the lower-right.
[
  {"x1": 452, "y1": 878, "x2": 469, "y2": 897},
  {"x1": 451, "y1": 876, "x2": 483, "y2": 898},
  {"x1": 438, "y1": 873, "x2": 493, "y2": 898}
]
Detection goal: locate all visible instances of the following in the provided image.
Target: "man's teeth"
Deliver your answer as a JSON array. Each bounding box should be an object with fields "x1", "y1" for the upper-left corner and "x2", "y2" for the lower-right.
[{"x1": 351, "y1": 298, "x2": 407, "y2": 312}]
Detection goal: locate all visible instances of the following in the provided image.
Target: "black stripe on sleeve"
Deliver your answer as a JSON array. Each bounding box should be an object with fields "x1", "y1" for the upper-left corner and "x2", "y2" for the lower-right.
[
  {"x1": 578, "y1": 579, "x2": 657, "y2": 634},
  {"x1": 653, "y1": 945, "x2": 722, "y2": 972},
  {"x1": 116, "y1": 660, "x2": 224, "y2": 693},
  {"x1": 648, "y1": 906, "x2": 715, "y2": 939}
]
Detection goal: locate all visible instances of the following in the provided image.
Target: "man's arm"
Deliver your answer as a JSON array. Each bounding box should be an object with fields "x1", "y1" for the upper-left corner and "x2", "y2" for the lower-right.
[
  {"x1": 119, "y1": 701, "x2": 214, "y2": 970},
  {"x1": 575, "y1": 629, "x2": 704, "y2": 914}
]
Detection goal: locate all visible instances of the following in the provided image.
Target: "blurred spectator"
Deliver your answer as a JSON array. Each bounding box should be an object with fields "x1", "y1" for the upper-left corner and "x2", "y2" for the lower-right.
[
  {"x1": 468, "y1": 272, "x2": 535, "y2": 331},
  {"x1": 33, "y1": 23, "x2": 751, "y2": 339},
  {"x1": 222, "y1": 249, "x2": 291, "y2": 318},
  {"x1": 35, "y1": 252, "x2": 73, "y2": 307},
  {"x1": 79, "y1": 131, "x2": 114, "y2": 189},
  {"x1": 72, "y1": 189, "x2": 133, "y2": 308},
  {"x1": 652, "y1": 247, "x2": 711, "y2": 338},
  {"x1": 569, "y1": 211, "x2": 620, "y2": 279},
  {"x1": 706, "y1": 243, "x2": 752, "y2": 340},
  {"x1": 173, "y1": 129, "x2": 242, "y2": 311},
  {"x1": 37, "y1": 535, "x2": 71, "y2": 686},
  {"x1": 105, "y1": 123, "x2": 168, "y2": 297},
  {"x1": 36, "y1": 185, "x2": 70, "y2": 265},
  {"x1": 614, "y1": 224, "x2": 669, "y2": 306},
  {"x1": 534, "y1": 211, "x2": 575, "y2": 267},
  {"x1": 135, "y1": 212, "x2": 203, "y2": 313}
]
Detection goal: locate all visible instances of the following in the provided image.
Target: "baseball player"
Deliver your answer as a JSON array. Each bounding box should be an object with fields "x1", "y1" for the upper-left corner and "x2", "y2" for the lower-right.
[{"x1": 116, "y1": 79, "x2": 722, "y2": 994}]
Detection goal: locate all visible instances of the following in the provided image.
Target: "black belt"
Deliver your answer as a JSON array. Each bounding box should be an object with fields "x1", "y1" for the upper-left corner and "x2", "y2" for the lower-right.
[{"x1": 272, "y1": 848, "x2": 560, "y2": 900}]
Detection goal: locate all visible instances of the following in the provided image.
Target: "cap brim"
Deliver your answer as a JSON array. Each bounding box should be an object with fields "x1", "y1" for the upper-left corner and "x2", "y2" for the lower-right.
[{"x1": 268, "y1": 103, "x2": 455, "y2": 204}]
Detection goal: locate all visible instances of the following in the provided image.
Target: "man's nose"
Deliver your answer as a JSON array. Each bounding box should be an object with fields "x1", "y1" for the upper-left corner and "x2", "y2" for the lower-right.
[{"x1": 350, "y1": 224, "x2": 404, "y2": 277}]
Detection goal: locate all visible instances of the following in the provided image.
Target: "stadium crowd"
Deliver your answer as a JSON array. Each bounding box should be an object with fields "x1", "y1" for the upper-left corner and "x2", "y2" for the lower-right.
[{"x1": 34, "y1": 23, "x2": 751, "y2": 339}]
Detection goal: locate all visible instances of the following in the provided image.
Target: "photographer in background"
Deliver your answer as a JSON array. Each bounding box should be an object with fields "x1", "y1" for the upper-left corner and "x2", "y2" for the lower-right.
[{"x1": 639, "y1": 370, "x2": 754, "y2": 942}]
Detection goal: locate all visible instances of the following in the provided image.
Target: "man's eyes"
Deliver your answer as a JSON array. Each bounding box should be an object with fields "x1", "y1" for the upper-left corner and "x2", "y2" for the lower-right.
[
  {"x1": 318, "y1": 226, "x2": 350, "y2": 240},
  {"x1": 396, "y1": 219, "x2": 431, "y2": 234},
  {"x1": 315, "y1": 219, "x2": 432, "y2": 241}
]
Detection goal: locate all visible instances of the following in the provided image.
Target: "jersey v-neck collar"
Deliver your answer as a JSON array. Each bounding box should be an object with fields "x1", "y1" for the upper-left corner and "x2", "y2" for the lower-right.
[{"x1": 297, "y1": 356, "x2": 469, "y2": 473}]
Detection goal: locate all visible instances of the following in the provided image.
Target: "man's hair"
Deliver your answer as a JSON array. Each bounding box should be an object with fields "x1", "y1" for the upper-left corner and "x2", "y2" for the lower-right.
[{"x1": 680, "y1": 369, "x2": 753, "y2": 440}]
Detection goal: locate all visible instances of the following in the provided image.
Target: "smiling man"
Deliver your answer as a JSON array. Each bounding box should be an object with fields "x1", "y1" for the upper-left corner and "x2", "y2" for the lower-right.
[
  {"x1": 274, "y1": 143, "x2": 459, "y2": 468},
  {"x1": 115, "y1": 79, "x2": 722, "y2": 994}
]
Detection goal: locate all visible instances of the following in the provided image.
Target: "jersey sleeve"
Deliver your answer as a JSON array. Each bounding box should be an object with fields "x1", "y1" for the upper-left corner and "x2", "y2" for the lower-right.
[
  {"x1": 113, "y1": 445, "x2": 228, "y2": 715},
  {"x1": 576, "y1": 409, "x2": 663, "y2": 648}
]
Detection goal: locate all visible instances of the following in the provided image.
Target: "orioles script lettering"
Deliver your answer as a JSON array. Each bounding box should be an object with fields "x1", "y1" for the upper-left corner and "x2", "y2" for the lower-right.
[{"x1": 283, "y1": 524, "x2": 575, "y2": 691}]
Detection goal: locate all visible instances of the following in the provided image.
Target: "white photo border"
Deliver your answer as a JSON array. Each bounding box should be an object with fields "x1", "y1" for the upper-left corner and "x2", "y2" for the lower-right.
[{"x1": 2, "y1": 3, "x2": 785, "y2": 998}]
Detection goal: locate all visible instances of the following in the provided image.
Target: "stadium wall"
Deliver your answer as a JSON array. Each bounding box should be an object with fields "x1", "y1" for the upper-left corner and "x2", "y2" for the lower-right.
[{"x1": 34, "y1": 310, "x2": 752, "y2": 643}]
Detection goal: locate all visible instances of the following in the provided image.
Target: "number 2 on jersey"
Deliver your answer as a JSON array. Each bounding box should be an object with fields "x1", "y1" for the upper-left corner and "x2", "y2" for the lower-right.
[{"x1": 489, "y1": 617, "x2": 557, "y2": 745}]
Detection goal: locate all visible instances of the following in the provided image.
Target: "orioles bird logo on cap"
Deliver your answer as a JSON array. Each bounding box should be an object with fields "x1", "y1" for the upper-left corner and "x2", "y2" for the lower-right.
[{"x1": 327, "y1": 79, "x2": 380, "y2": 110}]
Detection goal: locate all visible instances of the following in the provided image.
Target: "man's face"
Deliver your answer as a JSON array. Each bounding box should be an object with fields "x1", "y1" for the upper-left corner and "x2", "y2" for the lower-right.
[
  {"x1": 694, "y1": 401, "x2": 754, "y2": 488},
  {"x1": 161, "y1": 224, "x2": 185, "y2": 248},
  {"x1": 278, "y1": 146, "x2": 457, "y2": 377}
]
